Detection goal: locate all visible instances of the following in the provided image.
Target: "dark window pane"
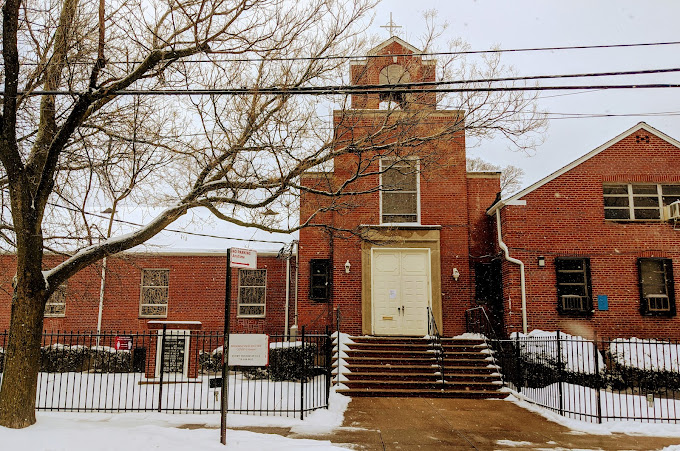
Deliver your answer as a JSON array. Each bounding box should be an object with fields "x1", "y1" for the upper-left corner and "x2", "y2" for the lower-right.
[
  {"x1": 663, "y1": 195, "x2": 680, "y2": 206},
  {"x1": 605, "y1": 208, "x2": 630, "y2": 220},
  {"x1": 634, "y1": 208, "x2": 661, "y2": 220},
  {"x1": 604, "y1": 197, "x2": 629, "y2": 207},
  {"x1": 632, "y1": 184, "x2": 658, "y2": 194},
  {"x1": 633, "y1": 196, "x2": 660, "y2": 207},
  {"x1": 603, "y1": 184, "x2": 628, "y2": 195},
  {"x1": 662, "y1": 185, "x2": 680, "y2": 196}
]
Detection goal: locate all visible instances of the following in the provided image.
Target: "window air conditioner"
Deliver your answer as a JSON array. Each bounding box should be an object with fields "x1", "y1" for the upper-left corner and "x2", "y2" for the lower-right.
[
  {"x1": 561, "y1": 295, "x2": 586, "y2": 311},
  {"x1": 663, "y1": 200, "x2": 680, "y2": 221},
  {"x1": 646, "y1": 294, "x2": 670, "y2": 312}
]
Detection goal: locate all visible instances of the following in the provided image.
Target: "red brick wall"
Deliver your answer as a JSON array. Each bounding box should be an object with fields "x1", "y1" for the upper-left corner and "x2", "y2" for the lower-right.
[
  {"x1": 0, "y1": 253, "x2": 292, "y2": 335},
  {"x1": 499, "y1": 130, "x2": 680, "y2": 339}
]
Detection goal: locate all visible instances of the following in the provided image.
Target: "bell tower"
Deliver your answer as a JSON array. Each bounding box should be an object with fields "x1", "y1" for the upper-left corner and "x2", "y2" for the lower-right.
[{"x1": 350, "y1": 36, "x2": 437, "y2": 110}]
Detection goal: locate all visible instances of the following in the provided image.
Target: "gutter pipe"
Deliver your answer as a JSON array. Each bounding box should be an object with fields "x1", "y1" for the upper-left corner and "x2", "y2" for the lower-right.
[{"x1": 495, "y1": 208, "x2": 528, "y2": 334}]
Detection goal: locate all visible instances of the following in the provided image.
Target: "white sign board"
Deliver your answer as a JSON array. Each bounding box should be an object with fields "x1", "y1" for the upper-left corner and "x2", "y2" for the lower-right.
[
  {"x1": 230, "y1": 248, "x2": 257, "y2": 269},
  {"x1": 228, "y1": 334, "x2": 269, "y2": 366}
]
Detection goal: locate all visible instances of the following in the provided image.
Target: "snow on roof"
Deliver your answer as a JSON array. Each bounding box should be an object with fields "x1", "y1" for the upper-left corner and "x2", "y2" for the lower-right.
[{"x1": 487, "y1": 122, "x2": 680, "y2": 215}]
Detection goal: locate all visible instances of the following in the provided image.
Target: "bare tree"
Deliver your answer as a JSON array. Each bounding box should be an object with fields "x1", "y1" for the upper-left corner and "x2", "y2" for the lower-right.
[
  {"x1": 467, "y1": 156, "x2": 526, "y2": 196},
  {"x1": 0, "y1": 0, "x2": 545, "y2": 428}
]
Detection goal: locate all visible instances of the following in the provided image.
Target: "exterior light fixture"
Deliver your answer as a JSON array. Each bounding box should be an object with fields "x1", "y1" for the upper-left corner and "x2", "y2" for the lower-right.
[
  {"x1": 538, "y1": 256, "x2": 546, "y2": 267},
  {"x1": 452, "y1": 267, "x2": 460, "y2": 281},
  {"x1": 344, "y1": 260, "x2": 351, "y2": 274}
]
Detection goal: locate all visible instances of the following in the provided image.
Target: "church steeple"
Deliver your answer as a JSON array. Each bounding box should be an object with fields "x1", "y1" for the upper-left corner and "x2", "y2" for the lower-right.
[{"x1": 349, "y1": 37, "x2": 437, "y2": 110}]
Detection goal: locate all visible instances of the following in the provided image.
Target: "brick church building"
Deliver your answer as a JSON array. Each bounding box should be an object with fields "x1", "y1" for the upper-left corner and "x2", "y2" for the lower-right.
[{"x1": 0, "y1": 37, "x2": 679, "y2": 342}]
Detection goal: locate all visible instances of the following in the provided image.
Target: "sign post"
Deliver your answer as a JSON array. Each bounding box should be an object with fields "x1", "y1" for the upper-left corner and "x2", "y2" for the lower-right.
[{"x1": 220, "y1": 248, "x2": 257, "y2": 445}]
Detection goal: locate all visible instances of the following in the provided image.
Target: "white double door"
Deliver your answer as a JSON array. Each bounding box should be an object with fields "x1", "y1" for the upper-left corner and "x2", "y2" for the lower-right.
[{"x1": 371, "y1": 248, "x2": 431, "y2": 335}]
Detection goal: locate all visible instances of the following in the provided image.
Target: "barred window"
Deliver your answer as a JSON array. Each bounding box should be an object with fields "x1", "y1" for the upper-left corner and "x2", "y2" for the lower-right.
[
  {"x1": 638, "y1": 258, "x2": 675, "y2": 316},
  {"x1": 604, "y1": 184, "x2": 680, "y2": 220},
  {"x1": 381, "y1": 158, "x2": 419, "y2": 224},
  {"x1": 45, "y1": 283, "x2": 66, "y2": 317},
  {"x1": 555, "y1": 258, "x2": 593, "y2": 315},
  {"x1": 140, "y1": 269, "x2": 169, "y2": 318},
  {"x1": 238, "y1": 269, "x2": 266, "y2": 317}
]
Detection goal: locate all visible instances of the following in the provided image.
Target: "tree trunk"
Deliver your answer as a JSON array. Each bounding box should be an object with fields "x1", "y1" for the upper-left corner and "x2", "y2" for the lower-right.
[{"x1": 0, "y1": 286, "x2": 47, "y2": 428}]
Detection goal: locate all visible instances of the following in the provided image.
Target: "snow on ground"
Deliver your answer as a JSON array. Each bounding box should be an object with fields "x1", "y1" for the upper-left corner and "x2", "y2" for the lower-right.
[
  {"x1": 0, "y1": 389, "x2": 351, "y2": 451},
  {"x1": 506, "y1": 391, "x2": 680, "y2": 437},
  {"x1": 510, "y1": 330, "x2": 605, "y2": 374},
  {"x1": 610, "y1": 338, "x2": 680, "y2": 371}
]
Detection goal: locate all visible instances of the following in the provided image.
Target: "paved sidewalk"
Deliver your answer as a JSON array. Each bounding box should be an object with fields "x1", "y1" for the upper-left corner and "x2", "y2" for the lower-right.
[{"x1": 286, "y1": 397, "x2": 680, "y2": 450}]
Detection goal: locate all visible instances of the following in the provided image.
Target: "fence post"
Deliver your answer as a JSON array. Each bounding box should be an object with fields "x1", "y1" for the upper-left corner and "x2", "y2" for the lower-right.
[
  {"x1": 300, "y1": 326, "x2": 306, "y2": 420},
  {"x1": 556, "y1": 330, "x2": 564, "y2": 417},
  {"x1": 325, "y1": 325, "x2": 331, "y2": 408},
  {"x1": 514, "y1": 334, "x2": 522, "y2": 387},
  {"x1": 593, "y1": 335, "x2": 602, "y2": 424},
  {"x1": 157, "y1": 324, "x2": 167, "y2": 413}
]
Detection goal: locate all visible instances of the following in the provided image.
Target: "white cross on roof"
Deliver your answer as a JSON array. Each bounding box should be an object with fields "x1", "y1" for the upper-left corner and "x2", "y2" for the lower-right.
[{"x1": 380, "y1": 13, "x2": 402, "y2": 36}]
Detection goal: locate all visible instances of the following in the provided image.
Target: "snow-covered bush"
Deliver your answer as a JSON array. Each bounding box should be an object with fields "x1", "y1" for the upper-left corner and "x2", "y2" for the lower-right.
[
  {"x1": 200, "y1": 342, "x2": 319, "y2": 381},
  {"x1": 607, "y1": 338, "x2": 680, "y2": 393},
  {"x1": 39, "y1": 344, "x2": 133, "y2": 373},
  {"x1": 510, "y1": 330, "x2": 605, "y2": 374}
]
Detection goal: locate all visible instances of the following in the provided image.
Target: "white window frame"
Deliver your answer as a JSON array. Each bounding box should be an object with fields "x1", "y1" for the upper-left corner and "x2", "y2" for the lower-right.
[
  {"x1": 155, "y1": 329, "x2": 190, "y2": 378},
  {"x1": 44, "y1": 283, "x2": 67, "y2": 318},
  {"x1": 604, "y1": 183, "x2": 679, "y2": 221},
  {"x1": 140, "y1": 268, "x2": 169, "y2": 318},
  {"x1": 237, "y1": 269, "x2": 267, "y2": 318},
  {"x1": 379, "y1": 157, "x2": 421, "y2": 225}
]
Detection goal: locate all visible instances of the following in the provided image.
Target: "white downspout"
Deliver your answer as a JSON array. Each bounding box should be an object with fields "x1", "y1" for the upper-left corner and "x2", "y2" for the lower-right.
[
  {"x1": 284, "y1": 251, "x2": 290, "y2": 337},
  {"x1": 96, "y1": 256, "x2": 107, "y2": 347},
  {"x1": 495, "y1": 209, "x2": 528, "y2": 334}
]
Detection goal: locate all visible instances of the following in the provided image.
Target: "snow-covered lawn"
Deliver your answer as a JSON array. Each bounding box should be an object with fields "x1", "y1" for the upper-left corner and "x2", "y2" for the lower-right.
[
  {"x1": 508, "y1": 392, "x2": 680, "y2": 437},
  {"x1": 0, "y1": 390, "x2": 351, "y2": 451},
  {"x1": 514, "y1": 382, "x2": 680, "y2": 423}
]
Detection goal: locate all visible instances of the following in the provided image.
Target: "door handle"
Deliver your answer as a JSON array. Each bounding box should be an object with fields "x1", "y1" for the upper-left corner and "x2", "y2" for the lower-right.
[
  {"x1": 397, "y1": 307, "x2": 401, "y2": 313},
  {"x1": 402, "y1": 305, "x2": 405, "y2": 313}
]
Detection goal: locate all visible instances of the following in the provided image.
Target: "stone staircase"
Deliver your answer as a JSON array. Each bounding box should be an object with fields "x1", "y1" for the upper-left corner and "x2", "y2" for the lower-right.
[{"x1": 334, "y1": 336, "x2": 508, "y2": 399}]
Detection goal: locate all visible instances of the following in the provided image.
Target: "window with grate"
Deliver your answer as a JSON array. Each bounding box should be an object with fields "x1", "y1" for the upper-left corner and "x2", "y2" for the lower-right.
[
  {"x1": 309, "y1": 259, "x2": 331, "y2": 301},
  {"x1": 381, "y1": 158, "x2": 419, "y2": 224},
  {"x1": 555, "y1": 257, "x2": 593, "y2": 315},
  {"x1": 638, "y1": 258, "x2": 675, "y2": 316},
  {"x1": 140, "y1": 269, "x2": 169, "y2": 318},
  {"x1": 238, "y1": 269, "x2": 266, "y2": 317},
  {"x1": 45, "y1": 283, "x2": 67, "y2": 317},
  {"x1": 604, "y1": 184, "x2": 680, "y2": 220}
]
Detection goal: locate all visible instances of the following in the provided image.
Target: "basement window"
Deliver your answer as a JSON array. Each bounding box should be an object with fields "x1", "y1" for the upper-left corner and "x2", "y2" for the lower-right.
[
  {"x1": 638, "y1": 258, "x2": 675, "y2": 316},
  {"x1": 555, "y1": 257, "x2": 593, "y2": 315}
]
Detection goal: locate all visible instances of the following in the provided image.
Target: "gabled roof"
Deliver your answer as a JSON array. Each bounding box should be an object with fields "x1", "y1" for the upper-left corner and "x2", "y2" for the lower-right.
[
  {"x1": 487, "y1": 122, "x2": 680, "y2": 215},
  {"x1": 367, "y1": 36, "x2": 422, "y2": 56}
]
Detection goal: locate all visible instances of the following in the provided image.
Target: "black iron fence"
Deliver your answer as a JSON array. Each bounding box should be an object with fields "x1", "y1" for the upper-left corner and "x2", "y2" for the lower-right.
[
  {"x1": 0, "y1": 327, "x2": 332, "y2": 417},
  {"x1": 491, "y1": 332, "x2": 680, "y2": 423}
]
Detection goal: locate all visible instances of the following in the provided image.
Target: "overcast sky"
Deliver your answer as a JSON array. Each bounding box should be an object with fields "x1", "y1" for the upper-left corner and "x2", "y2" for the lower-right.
[{"x1": 144, "y1": 0, "x2": 680, "y2": 251}]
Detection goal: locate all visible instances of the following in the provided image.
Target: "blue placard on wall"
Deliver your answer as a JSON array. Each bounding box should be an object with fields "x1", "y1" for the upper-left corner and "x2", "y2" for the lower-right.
[{"x1": 597, "y1": 295, "x2": 609, "y2": 311}]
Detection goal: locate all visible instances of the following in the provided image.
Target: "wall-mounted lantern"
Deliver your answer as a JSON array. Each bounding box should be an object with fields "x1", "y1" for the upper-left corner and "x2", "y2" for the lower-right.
[
  {"x1": 452, "y1": 267, "x2": 460, "y2": 281},
  {"x1": 344, "y1": 260, "x2": 351, "y2": 274},
  {"x1": 538, "y1": 256, "x2": 546, "y2": 267}
]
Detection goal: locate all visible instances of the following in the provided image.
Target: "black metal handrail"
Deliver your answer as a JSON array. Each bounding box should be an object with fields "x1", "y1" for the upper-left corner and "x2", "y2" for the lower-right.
[{"x1": 427, "y1": 307, "x2": 445, "y2": 389}]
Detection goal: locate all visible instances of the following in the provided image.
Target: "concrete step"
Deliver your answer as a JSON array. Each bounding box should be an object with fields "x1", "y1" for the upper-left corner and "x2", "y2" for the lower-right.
[
  {"x1": 342, "y1": 379, "x2": 502, "y2": 391},
  {"x1": 336, "y1": 388, "x2": 509, "y2": 399}
]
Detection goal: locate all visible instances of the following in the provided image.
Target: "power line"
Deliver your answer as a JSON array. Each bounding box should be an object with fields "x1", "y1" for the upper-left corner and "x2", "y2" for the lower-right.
[
  {"x1": 46, "y1": 202, "x2": 290, "y2": 245},
  {"x1": 9, "y1": 66, "x2": 680, "y2": 97},
  {"x1": 17, "y1": 83, "x2": 680, "y2": 97},
  {"x1": 11, "y1": 40, "x2": 680, "y2": 66}
]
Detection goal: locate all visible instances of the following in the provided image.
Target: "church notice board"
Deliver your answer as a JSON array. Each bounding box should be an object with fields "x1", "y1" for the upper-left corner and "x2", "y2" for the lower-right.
[{"x1": 228, "y1": 334, "x2": 269, "y2": 367}]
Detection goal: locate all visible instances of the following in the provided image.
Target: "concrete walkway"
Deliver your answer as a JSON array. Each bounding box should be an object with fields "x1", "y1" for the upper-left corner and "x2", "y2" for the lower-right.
[{"x1": 285, "y1": 397, "x2": 680, "y2": 450}]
